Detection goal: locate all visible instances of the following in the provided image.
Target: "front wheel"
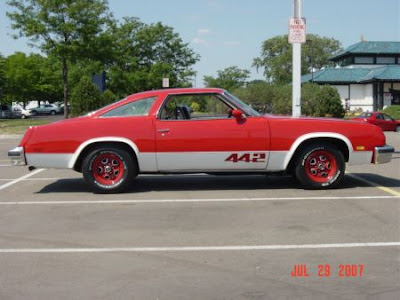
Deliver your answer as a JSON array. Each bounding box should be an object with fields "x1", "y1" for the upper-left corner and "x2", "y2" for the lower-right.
[
  {"x1": 294, "y1": 144, "x2": 345, "y2": 189},
  {"x1": 82, "y1": 146, "x2": 137, "y2": 193}
]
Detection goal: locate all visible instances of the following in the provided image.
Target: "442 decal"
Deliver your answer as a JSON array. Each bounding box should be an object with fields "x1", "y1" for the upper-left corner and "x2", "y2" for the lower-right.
[{"x1": 225, "y1": 153, "x2": 266, "y2": 163}]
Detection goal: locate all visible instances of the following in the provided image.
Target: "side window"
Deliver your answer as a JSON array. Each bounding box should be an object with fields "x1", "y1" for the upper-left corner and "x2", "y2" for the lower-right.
[
  {"x1": 160, "y1": 94, "x2": 233, "y2": 120},
  {"x1": 375, "y1": 114, "x2": 383, "y2": 120},
  {"x1": 101, "y1": 97, "x2": 156, "y2": 117},
  {"x1": 383, "y1": 114, "x2": 393, "y2": 121}
]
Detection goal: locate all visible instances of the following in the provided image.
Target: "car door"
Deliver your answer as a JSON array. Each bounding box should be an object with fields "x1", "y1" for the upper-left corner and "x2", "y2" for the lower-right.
[
  {"x1": 155, "y1": 93, "x2": 270, "y2": 172},
  {"x1": 382, "y1": 114, "x2": 396, "y2": 131},
  {"x1": 373, "y1": 114, "x2": 386, "y2": 130}
]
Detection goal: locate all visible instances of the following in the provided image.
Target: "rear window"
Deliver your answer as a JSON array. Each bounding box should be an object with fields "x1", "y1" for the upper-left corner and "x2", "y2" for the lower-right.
[{"x1": 101, "y1": 97, "x2": 157, "y2": 117}]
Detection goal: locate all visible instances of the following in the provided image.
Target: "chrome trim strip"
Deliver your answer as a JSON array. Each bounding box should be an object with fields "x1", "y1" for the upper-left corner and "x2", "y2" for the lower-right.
[
  {"x1": 8, "y1": 146, "x2": 26, "y2": 166},
  {"x1": 374, "y1": 145, "x2": 395, "y2": 164}
]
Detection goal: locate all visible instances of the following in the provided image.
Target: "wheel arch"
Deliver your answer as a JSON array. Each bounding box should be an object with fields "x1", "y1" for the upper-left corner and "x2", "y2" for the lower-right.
[
  {"x1": 69, "y1": 137, "x2": 140, "y2": 172},
  {"x1": 285, "y1": 133, "x2": 352, "y2": 174}
]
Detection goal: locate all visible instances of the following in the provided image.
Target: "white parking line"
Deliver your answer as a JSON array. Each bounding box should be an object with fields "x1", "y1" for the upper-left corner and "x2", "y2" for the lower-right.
[
  {"x1": 0, "y1": 178, "x2": 61, "y2": 181},
  {"x1": 0, "y1": 242, "x2": 399, "y2": 253},
  {"x1": 0, "y1": 169, "x2": 45, "y2": 191},
  {"x1": 0, "y1": 195, "x2": 398, "y2": 205}
]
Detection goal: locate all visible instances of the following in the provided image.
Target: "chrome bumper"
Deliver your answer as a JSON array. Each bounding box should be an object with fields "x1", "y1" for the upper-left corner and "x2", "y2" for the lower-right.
[
  {"x1": 374, "y1": 145, "x2": 395, "y2": 164},
  {"x1": 8, "y1": 146, "x2": 27, "y2": 166}
]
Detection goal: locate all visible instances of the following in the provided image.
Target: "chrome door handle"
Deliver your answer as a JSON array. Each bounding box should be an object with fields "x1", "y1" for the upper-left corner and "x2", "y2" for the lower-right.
[{"x1": 158, "y1": 128, "x2": 170, "y2": 133}]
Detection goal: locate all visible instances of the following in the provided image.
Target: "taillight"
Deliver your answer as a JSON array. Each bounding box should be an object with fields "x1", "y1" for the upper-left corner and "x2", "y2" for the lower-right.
[{"x1": 19, "y1": 126, "x2": 35, "y2": 147}]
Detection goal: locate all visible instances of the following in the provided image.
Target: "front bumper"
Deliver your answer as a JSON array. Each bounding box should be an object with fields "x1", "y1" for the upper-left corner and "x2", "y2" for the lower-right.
[
  {"x1": 374, "y1": 145, "x2": 395, "y2": 164},
  {"x1": 8, "y1": 146, "x2": 27, "y2": 166}
]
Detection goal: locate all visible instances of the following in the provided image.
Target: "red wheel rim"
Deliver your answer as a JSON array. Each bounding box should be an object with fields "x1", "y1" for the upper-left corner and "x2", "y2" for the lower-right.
[
  {"x1": 91, "y1": 152, "x2": 124, "y2": 186},
  {"x1": 304, "y1": 150, "x2": 338, "y2": 183}
]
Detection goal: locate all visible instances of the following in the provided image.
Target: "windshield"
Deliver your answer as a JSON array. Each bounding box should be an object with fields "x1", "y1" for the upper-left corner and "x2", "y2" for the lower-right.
[
  {"x1": 223, "y1": 91, "x2": 261, "y2": 117},
  {"x1": 355, "y1": 113, "x2": 372, "y2": 118}
]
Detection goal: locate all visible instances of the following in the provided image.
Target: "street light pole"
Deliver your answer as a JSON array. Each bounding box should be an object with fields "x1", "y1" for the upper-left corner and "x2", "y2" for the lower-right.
[
  {"x1": 292, "y1": 0, "x2": 302, "y2": 117},
  {"x1": 307, "y1": 39, "x2": 314, "y2": 82}
]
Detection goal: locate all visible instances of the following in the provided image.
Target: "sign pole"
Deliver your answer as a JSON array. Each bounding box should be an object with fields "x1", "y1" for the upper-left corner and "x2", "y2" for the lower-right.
[{"x1": 291, "y1": 0, "x2": 302, "y2": 117}]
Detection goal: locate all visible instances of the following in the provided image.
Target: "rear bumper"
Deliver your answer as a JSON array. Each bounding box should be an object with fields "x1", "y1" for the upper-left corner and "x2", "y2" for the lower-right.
[
  {"x1": 374, "y1": 145, "x2": 395, "y2": 164},
  {"x1": 8, "y1": 146, "x2": 27, "y2": 166}
]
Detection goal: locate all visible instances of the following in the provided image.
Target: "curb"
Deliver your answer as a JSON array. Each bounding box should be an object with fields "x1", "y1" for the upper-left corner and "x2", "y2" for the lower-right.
[{"x1": 0, "y1": 135, "x2": 23, "y2": 139}]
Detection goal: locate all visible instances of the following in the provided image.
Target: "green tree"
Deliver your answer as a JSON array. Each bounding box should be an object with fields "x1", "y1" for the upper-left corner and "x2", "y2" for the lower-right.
[
  {"x1": 204, "y1": 66, "x2": 250, "y2": 90},
  {"x1": 107, "y1": 18, "x2": 200, "y2": 97},
  {"x1": 99, "y1": 89, "x2": 117, "y2": 107},
  {"x1": 232, "y1": 81, "x2": 275, "y2": 113},
  {"x1": 70, "y1": 76, "x2": 101, "y2": 116},
  {"x1": 301, "y1": 83, "x2": 344, "y2": 118},
  {"x1": 7, "y1": 0, "x2": 113, "y2": 117},
  {"x1": 253, "y1": 34, "x2": 341, "y2": 84},
  {"x1": 0, "y1": 54, "x2": 5, "y2": 102},
  {"x1": 3, "y1": 52, "x2": 61, "y2": 106}
]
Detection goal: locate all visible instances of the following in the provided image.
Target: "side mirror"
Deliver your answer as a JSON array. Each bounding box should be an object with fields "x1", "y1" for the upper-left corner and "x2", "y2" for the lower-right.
[{"x1": 232, "y1": 109, "x2": 245, "y2": 121}]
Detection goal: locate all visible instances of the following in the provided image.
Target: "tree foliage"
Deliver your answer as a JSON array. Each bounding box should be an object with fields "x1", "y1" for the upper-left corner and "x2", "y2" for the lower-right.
[
  {"x1": 106, "y1": 18, "x2": 200, "y2": 97},
  {"x1": 70, "y1": 76, "x2": 101, "y2": 116},
  {"x1": 7, "y1": 0, "x2": 113, "y2": 117},
  {"x1": 233, "y1": 82, "x2": 344, "y2": 117},
  {"x1": 3, "y1": 52, "x2": 62, "y2": 106},
  {"x1": 301, "y1": 83, "x2": 344, "y2": 117},
  {"x1": 204, "y1": 66, "x2": 250, "y2": 91},
  {"x1": 253, "y1": 34, "x2": 341, "y2": 84},
  {"x1": 0, "y1": 54, "x2": 5, "y2": 101},
  {"x1": 99, "y1": 89, "x2": 117, "y2": 107}
]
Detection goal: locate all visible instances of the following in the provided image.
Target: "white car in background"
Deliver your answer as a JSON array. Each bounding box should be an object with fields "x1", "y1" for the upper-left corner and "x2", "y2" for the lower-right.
[
  {"x1": 30, "y1": 104, "x2": 60, "y2": 116},
  {"x1": 11, "y1": 106, "x2": 33, "y2": 119}
]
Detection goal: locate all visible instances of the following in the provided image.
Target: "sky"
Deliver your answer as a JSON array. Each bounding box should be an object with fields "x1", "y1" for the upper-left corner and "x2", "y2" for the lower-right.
[{"x1": 1, "y1": 0, "x2": 399, "y2": 87}]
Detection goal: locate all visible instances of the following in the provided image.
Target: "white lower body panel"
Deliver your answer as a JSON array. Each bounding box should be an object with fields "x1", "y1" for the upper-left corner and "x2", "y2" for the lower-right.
[
  {"x1": 24, "y1": 150, "x2": 373, "y2": 173},
  {"x1": 156, "y1": 152, "x2": 269, "y2": 172},
  {"x1": 26, "y1": 153, "x2": 73, "y2": 169}
]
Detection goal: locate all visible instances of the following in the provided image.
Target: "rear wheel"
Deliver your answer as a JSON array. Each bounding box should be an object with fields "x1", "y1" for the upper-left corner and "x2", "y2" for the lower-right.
[
  {"x1": 294, "y1": 144, "x2": 345, "y2": 189},
  {"x1": 50, "y1": 110, "x2": 56, "y2": 115},
  {"x1": 396, "y1": 126, "x2": 400, "y2": 132},
  {"x1": 82, "y1": 146, "x2": 137, "y2": 193},
  {"x1": 31, "y1": 110, "x2": 37, "y2": 116}
]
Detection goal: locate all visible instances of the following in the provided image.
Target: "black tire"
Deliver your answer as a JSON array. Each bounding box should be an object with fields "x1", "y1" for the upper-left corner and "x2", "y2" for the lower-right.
[
  {"x1": 50, "y1": 110, "x2": 56, "y2": 115},
  {"x1": 82, "y1": 146, "x2": 138, "y2": 193},
  {"x1": 294, "y1": 144, "x2": 345, "y2": 190},
  {"x1": 31, "y1": 110, "x2": 37, "y2": 116},
  {"x1": 396, "y1": 126, "x2": 400, "y2": 132},
  {"x1": 21, "y1": 114, "x2": 26, "y2": 119}
]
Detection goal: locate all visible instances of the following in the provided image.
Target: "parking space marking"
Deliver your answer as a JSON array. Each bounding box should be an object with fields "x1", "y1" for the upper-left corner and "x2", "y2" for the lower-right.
[
  {"x1": 348, "y1": 173, "x2": 400, "y2": 197},
  {"x1": 0, "y1": 169, "x2": 44, "y2": 191},
  {"x1": 0, "y1": 242, "x2": 399, "y2": 253},
  {"x1": 0, "y1": 177, "x2": 61, "y2": 181},
  {"x1": 0, "y1": 195, "x2": 398, "y2": 205}
]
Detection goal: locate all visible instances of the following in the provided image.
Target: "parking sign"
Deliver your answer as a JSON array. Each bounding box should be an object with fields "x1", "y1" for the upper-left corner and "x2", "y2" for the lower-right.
[{"x1": 289, "y1": 18, "x2": 306, "y2": 44}]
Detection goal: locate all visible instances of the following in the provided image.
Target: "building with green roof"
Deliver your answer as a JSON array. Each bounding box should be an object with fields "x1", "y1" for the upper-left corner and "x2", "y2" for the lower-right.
[{"x1": 302, "y1": 41, "x2": 400, "y2": 112}]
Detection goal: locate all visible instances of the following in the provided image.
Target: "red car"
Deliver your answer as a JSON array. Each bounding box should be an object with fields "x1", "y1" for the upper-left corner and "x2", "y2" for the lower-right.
[
  {"x1": 9, "y1": 88, "x2": 394, "y2": 193},
  {"x1": 351, "y1": 112, "x2": 400, "y2": 132}
]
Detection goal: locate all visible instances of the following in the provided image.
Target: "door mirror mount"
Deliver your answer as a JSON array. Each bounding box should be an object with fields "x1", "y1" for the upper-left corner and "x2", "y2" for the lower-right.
[{"x1": 232, "y1": 109, "x2": 245, "y2": 121}]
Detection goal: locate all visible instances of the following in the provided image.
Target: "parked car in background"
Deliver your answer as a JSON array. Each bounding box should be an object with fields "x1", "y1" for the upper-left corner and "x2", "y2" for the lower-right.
[
  {"x1": 30, "y1": 104, "x2": 60, "y2": 116},
  {"x1": 351, "y1": 112, "x2": 400, "y2": 132},
  {"x1": 59, "y1": 103, "x2": 70, "y2": 114},
  {"x1": 0, "y1": 105, "x2": 13, "y2": 119},
  {"x1": 11, "y1": 106, "x2": 32, "y2": 119}
]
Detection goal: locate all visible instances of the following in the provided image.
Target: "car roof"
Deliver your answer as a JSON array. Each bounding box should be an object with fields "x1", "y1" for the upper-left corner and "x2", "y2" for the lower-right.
[{"x1": 132, "y1": 88, "x2": 225, "y2": 97}]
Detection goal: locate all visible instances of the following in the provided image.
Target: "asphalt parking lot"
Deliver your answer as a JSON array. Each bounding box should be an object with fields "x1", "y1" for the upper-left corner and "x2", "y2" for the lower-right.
[{"x1": 0, "y1": 133, "x2": 399, "y2": 299}]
